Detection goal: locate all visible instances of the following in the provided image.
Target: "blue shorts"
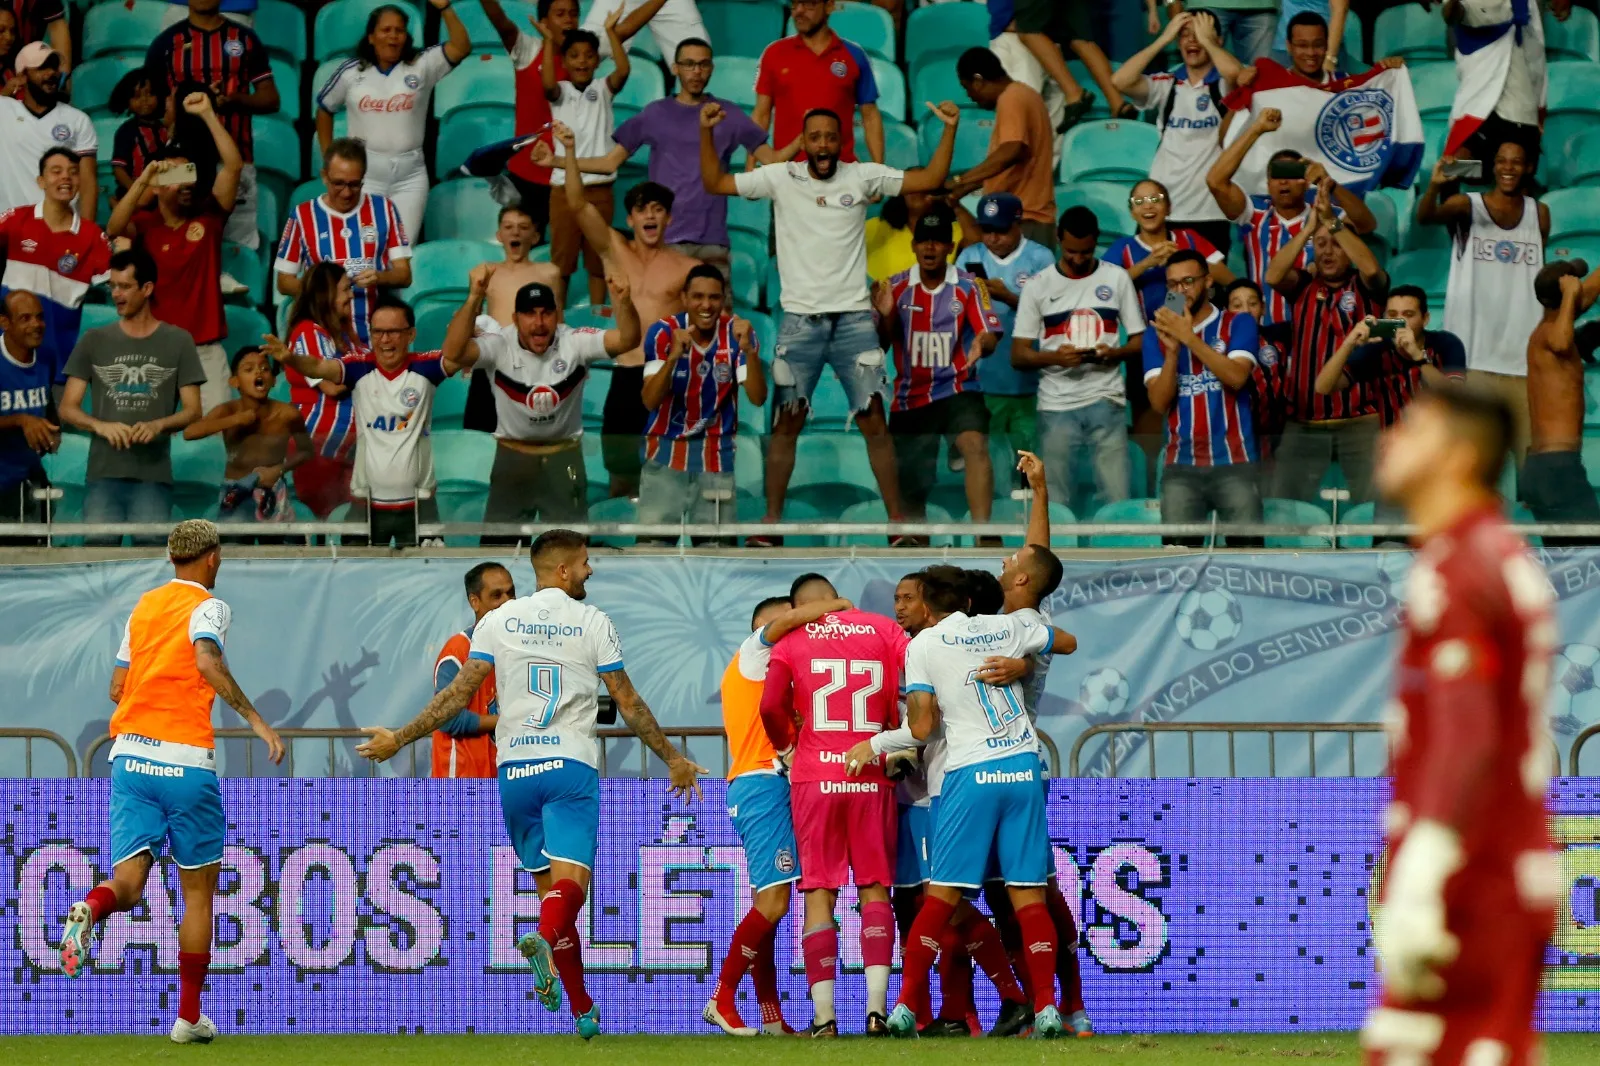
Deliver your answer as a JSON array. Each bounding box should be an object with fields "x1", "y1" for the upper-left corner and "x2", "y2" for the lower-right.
[
  {"x1": 772, "y1": 310, "x2": 889, "y2": 416},
  {"x1": 983, "y1": 753, "x2": 1054, "y2": 884},
  {"x1": 894, "y1": 802, "x2": 931, "y2": 888},
  {"x1": 498, "y1": 758, "x2": 600, "y2": 873},
  {"x1": 109, "y1": 756, "x2": 225, "y2": 869},
  {"x1": 727, "y1": 772, "x2": 801, "y2": 890},
  {"x1": 931, "y1": 753, "x2": 1051, "y2": 890}
]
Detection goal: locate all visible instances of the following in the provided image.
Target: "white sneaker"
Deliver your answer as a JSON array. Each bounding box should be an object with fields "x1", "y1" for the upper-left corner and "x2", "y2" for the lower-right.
[
  {"x1": 219, "y1": 272, "x2": 249, "y2": 296},
  {"x1": 702, "y1": 998, "x2": 758, "y2": 1036},
  {"x1": 170, "y1": 1014, "x2": 218, "y2": 1044}
]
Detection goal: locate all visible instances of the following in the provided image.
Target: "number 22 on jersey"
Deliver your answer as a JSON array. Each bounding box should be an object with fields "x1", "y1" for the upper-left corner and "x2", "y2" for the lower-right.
[{"x1": 810, "y1": 658, "x2": 885, "y2": 732}]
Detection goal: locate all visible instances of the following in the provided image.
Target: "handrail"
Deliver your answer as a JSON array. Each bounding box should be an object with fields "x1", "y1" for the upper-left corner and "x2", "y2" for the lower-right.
[
  {"x1": 83, "y1": 729, "x2": 421, "y2": 778},
  {"x1": 1570, "y1": 723, "x2": 1600, "y2": 777},
  {"x1": 0, "y1": 728, "x2": 78, "y2": 778},
  {"x1": 1070, "y1": 722, "x2": 1388, "y2": 778},
  {"x1": 596, "y1": 726, "x2": 730, "y2": 777}
]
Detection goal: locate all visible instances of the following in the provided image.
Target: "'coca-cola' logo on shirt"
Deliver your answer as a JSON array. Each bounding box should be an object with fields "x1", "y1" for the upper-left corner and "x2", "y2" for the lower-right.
[{"x1": 356, "y1": 93, "x2": 417, "y2": 113}]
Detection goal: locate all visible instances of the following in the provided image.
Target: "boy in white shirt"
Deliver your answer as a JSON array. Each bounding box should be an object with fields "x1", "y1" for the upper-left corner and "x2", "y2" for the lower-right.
[{"x1": 542, "y1": 11, "x2": 629, "y2": 308}]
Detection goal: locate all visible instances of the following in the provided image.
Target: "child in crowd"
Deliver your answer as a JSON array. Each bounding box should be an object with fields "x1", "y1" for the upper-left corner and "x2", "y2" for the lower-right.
[
  {"x1": 183, "y1": 347, "x2": 312, "y2": 530},
  {"x1": 542, "y1": 9, "x2": 627, "y2": 307},
  {"x1": 109, "y1": 69, "x2": 170, "y2": 200}
]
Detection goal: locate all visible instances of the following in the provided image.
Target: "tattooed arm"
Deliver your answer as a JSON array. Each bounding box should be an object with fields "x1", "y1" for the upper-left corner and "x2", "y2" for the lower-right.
[
  {"x1": 357, "y1": 658, "x2": 493, "y2": 761},
  {"x1": 601, "y1": 667, "x2": 707, "y2": 800},
  {"x1": 195, "y1": 638, "x2": 285, "y2": 764}
]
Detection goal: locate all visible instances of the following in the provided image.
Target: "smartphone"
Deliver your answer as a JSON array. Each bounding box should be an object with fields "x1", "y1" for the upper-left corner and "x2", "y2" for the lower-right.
[
  {"x1": 1268, "y1": 158, "x2": 1308, "y2": 180},
  {"x1": 152, "y1": 162, "x2": 197, "y2": 187},
  {"x1": 966, "y1": 262, "x2": 988, "y2": 280},
  {"x1": 1163, "y1": 289, "x2": 1189, "y2": 316},
  {"x1": 1440, "y1": 159, "x2": 1484, "y2": 181},
  {"x1": 1369, "y1": 318, "x2": 1406, "y2": 340}
]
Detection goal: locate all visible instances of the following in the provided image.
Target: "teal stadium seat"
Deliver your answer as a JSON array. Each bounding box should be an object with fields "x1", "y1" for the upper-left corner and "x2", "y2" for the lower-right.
[
  {"x1": 1385, "y1": 249, "x2": 1450, "y2": 306},
  {"x1": 1560, "y1": 125, "x2": 1600, "y2": 187},
  {"x1": 434, "y1": 54, "x2": 517, "y2": 119},
  {"x1": 1262, "y1": 498, "x2": 1332, "y2": 549},
  {"x1": 1363, "y1": 189, "x2": 1400, "y2": 259},
  {"x1": 764, "y1": 265, "x2": 782, "y2": 313},
  {"x1": 1547, "y1": 187, "x2": 1600, "y2": 242},
  {"x1": 83, "y1": 1, "x2": 169, "y2": 60},
  {"x1": 256, "y1": 0, "x2": 309, "y2": 66},
  {"x1": 268, "y1": 58, "x2": 301, "y2": 122},
  {"x1": 732, "y1": 434, "x2": 764, "y2": 498},
  {"x1": 1372, "y1": 3, "x2": 1449, "y2": 62},
  {"x1": 252, "y1": 116, "x2": 304, "y2": 192},
  {"x1": 981, "y1": 497, "x2": 1081, "y2": 549},
  {"x1": 786, "y1": 436, "x2": 870, "y2": 509},
  {"x1": 912, "y1": 63, "x2": 966, "y2": 110},
  {"x1": 431, "y1": 428, "x2": 498, "y2": 486},
  {"x1": 454, "y1": 0, "x2": 535, "y2": 50},
  {"x1": 432, "y1": 375, "x2": 470, "y2": 428},
  {"x1": 699, "y1": 0, "x2": 783, "y2": 59},
  {"x1": 833, "y1": 500, "x2": 955, "y2": 546},
  {"x1": 425, "y1": 178, "x2": 500, "y2": 241},
  {"x1": 410, "y1": 240, "x2": 501, "y2": 304},
  {"x1": 93, "y1": 116, "x2": 121, "y2": 166},
  {"x1": 315, "y1": 0, "x2": 423, "y2": 62},
  {"x1": 806, "y1": 370, "x2": 854, "y2": 430},
  {"x1": 288, "y1": 179, "x2": 324, "y2": 214},
  {"x1": 588, "y1": 495, "x2": 636, "y2": 547},
  {"x1": 906, "y1": 2, "x2": 990, "y2": 73},
  {"x1": 820, "y1": 2, "x2": 896, "y2": 63},
  {"x1": 43, "y1": 433, "x2": 90, "y2": 486},
  {"x1": 172, "y1": 435, "x2": 227, "y2": 488},
  {"x1": 1336, "y1": 500, "x2": 1379, "y2": 548},
  {"x1": 611, "y1": 60, "x2": 666, "y2": 112},
  {"x1": 436, "y1": 105, "x2": 515, "y2": 178},
  {"x1": 729, "y1": 228, "x2": 767, "y2": 266},
  {"x1": 1066, "y1": 61, "x2": 1113, "y2": 118},
  {"x1": 871, "y1": 57, "x2": 907, "y2": 122},
  {"x1": 1087, "y1": 497, "x2": 1163, "y2": 548},
  {"x1": 220, "y1": 243, "x2": 267, "y2": 306},
  {"x1": 1408, "y1": 60, "x2": 1456, "y2": 121},
  {"x1": 707, "y1": 55, "x2": 760, "y2": 109},
  {"x1": 1056, "y1": 181, "x2": 1135, "y2": 246},
  {"x1": 1544, "y1": 62, "x2": 1600, "y2": 170},
  {"x1": 223, "y1": 306, "x2": 273, "y2": 362},
  {"x1": 728, "y1": 250, "x2": 763, "y2": 308},
  {"x1": 435, "y1": 489, "x2": 486, "y2": 547},
  {"x1": 1368, "y1": 186, "x2": 1413, "y2": 254},
  {"x1": 1544, "y1": 6, "x2": 1600, "y2": 62},
  {"x1": 879, "y1": 118, "x2": 920, "y2": 169},
  {"x1": 414, "y1": 302, "x2": 455, "y2": 351},
  {"x1": 919, "y1": 110, "x2": 993, "y2": 170},
  {"x1": 72, "y1": 57, "x2": 141, "y2": 118},
  {"x1": 80, "y1": 304, "x2": 119, "y2": 335},
  {"x1": 1059, "y1": 120, "x2": 1160, "y2": 184},
  {"x1": 582, "y1": 364, "x2": 610, "y2": 426}
]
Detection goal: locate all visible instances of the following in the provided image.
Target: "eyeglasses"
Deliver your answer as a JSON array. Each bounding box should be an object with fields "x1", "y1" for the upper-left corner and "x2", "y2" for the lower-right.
[
  {"x1": 326, "y1": 178, "x2": 364, "y2": 191},
  {"x1": 1166, "y1": 275, "x2": 1206, "y2": 290},
  {"x1": 1129, "y1": 194, "x2": 1167, "y2": 206},
  {"x1": 369, "y1": 327, "x2": 412, "y2": 337},
  {"x1": 676, "y1": 59, "x2": 712, "y2": 70}
]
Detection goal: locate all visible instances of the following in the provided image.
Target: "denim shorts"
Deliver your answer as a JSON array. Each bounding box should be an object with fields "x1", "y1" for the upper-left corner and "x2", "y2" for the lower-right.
[{"x1": 772, "y1": 310, "x2": 889, "y2": 416}]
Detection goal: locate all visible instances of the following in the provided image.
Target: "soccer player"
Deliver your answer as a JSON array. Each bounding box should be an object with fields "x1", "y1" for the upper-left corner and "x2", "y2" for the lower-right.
[
  {"x1": 57, "y1": 519, "x2": 285, "y2": 1043},
  {"x1": 706, "y1": 589, "x2": 851, "y2": 1036},
  {"x1": 356, "y1": 529, "x2": 705, "y2": 1039},
  {"x1": 430, "y1": 562, "x2": 516, "y2": 778},
  {"x1": 886, "y1": 565, "x2": 1078, "y2": 1039},
  {"x1": 1361, "y1": 382, "x2": 1559, "y2": 1066},
  {"x1": 758, "y1": 573, "x2": 905, "y2": 1036}
]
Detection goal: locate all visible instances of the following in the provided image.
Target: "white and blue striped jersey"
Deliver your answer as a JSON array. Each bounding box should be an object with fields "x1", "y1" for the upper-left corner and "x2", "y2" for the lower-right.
[
  {"x1": 468, "y1": 586, "x2": 625, "y2": 770},
  {"x1": 274, "y1": 193, "x2": 412, "y2": 343},
  {"x1": 904, "y1": 611, "x2": 1051, "y2": 774}
]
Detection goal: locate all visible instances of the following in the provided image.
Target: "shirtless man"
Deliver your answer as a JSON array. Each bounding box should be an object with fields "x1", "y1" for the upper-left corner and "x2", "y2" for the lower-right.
[
  {"x1": 539, "y1": 120, "x2": 701, "y2": 497},
  {"x1": 485, "y1": 204, "x2": 566, "y2": 327},
  {"x1": 1522, "y1": 260, "x2": 1600, "y2": 540},
  {"x1": 182, "y1": 346, "x2": 313, "y2": 530}
]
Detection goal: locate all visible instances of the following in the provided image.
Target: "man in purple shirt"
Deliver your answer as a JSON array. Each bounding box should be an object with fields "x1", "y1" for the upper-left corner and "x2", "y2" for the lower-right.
[{"x1": 570, "y1": 37, "x2": 799, "y2": 281}]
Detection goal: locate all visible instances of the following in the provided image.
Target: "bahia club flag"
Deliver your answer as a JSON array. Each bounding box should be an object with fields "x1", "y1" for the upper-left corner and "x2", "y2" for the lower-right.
[
  {"x1": 1446, "y1": 0, "x2": 1546, "y2": 156},
  {"x1": 1221, "y1": 59, "x2": 1425, "y2": 197}
]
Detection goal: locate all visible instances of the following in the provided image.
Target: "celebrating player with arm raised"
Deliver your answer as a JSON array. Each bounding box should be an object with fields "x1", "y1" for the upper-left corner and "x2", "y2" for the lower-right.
[
  {"x1": 1360, "y1": 383, "x2": 1559, "y2": 1066},
  {"x1": 356, "y1": 529, "x2": 705, "y2": 1040}
]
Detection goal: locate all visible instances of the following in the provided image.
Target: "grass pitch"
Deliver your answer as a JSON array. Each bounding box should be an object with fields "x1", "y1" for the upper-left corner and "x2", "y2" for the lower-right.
[{"x1": 5, "y1": 1034, "x2": 1600, "y2": 1065}]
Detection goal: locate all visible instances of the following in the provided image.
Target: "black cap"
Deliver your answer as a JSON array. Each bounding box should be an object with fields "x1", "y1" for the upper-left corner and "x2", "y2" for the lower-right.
[
  {"x1": 514, "y1": 282, "x2": 558, "y2": 313},
  {"x1": 912, "y1": 206, "x2": 955, "y2": 245}
]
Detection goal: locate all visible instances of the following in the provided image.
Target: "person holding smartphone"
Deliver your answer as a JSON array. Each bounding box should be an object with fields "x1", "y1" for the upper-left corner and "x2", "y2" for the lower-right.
[{"x1": 1312, "y1": 286, "x2": 1467, "y2": 424}]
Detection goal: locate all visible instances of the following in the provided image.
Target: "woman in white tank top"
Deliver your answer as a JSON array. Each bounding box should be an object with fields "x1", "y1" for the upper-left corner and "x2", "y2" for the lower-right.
[{"x1": 316, "y1": 0, "x2": 472, "y2": 243}]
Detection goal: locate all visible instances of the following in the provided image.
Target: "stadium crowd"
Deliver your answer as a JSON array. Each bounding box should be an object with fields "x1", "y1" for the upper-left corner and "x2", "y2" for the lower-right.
[{"x1": 1, "y1": 0, "x2": 1599, "y2": 546}]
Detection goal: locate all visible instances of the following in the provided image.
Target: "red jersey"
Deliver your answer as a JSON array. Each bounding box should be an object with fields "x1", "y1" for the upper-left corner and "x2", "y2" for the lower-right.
[
  {"x1": 508, "y1": 30, "x2": 567, "y2": 185},
  {"x1": 758, "y1": 609, "x2": 906, "y2": 785},
  {"x1": 755, "y1": 31, "x2": 880, "y2": 164},
  {"x1": 130, "y1": 205, "x2": 227, "y2": 346},
  {"x1": 145, "y1": 19, "x2": 273, "y2": 163},
  {"x1": 431, "y1": 627, "x2": 498, "y2": 778},
  {"x1": 1386, "y1": 507, "x2": 1556, "y2": 887}
]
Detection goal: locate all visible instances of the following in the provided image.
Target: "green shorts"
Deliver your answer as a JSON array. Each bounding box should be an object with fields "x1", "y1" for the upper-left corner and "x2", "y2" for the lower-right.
[{"x1": 985, "y1": 394, "x2": 1038, "y2": 455}]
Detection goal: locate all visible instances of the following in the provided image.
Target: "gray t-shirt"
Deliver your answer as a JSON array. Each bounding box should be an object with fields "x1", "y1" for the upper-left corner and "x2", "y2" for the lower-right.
[{"x1": 63, "y1": 322, "x2": 205, "y2": 483}]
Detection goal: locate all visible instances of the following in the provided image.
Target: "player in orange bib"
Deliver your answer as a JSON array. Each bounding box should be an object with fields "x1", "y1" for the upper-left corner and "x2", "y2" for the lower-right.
[
  {"x1": 431, "y1": 563, "x2": 515, "y2": 779},
  {"x1": 57, "y1": 520, "x2": 284, "y2": 1044}
]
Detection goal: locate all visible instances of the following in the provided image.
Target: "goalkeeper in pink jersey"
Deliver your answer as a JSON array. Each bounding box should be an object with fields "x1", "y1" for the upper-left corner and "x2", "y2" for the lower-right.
[{"x1": 758, "y1": 573, "x2": 907, "y2": 1037}]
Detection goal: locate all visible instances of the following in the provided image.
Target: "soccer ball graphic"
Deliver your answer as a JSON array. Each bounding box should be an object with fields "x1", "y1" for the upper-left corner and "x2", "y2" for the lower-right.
[
  {"x1": 1549, "y1": 643, "x2": 1600, "y2": 736},
  {"x1": 1080, "y1": 667, "x2": 1130, "y2": 719},
  {"x1": 1174, "y1": 587, "x2": 1244, "y2": 652}
]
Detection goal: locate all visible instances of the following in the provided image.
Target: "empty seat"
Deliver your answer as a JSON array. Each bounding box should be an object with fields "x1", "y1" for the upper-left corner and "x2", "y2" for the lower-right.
[
  {"x1": 83, "y1": 1, "x2": 169, "y2": 60},
  {"x1": 707, "y1": 55, "x2": 760, "y2": 109},
  {"x1": 414, "y1": 301, "x2": 456, "y2": 351},
  {"x1": 728, "y1": 249, "x2": 763, "y2": 309},
  {"x1": 409, "y1": 240, "x2": 502, "y2": 304},
  {"x1": 432, "y1": 375, "x2": 470, "y2": 428},
  {"x1": 1056, "y1": 181, "x2": 1135, "y2": 245},
  {"x1": 433, "y1": 53, "x2": 517, "y2": 120},
  {"x1": 878, "y1": 117, "x2": 920, "y2": 170},
  {"x1": 727, "y1": 195, "x2": 772, "y2": 244},
  {"x1": 588, "y1": 494, "x2": 636, "y2": 547},
  {"x1": 871, "y1": 57, "x2": 907, "y2": 122},
  {"x1": 1262, "y1": 497, "x2": 1332, "y2": 548},
  {"x1": 454, "y1": 0, "x2": 535, "y2": 50},
  {"x1": 1372, "y1": 2, "x2": 1449, "y2": 62},
  {"x1": 269, "y1": 58, "x2": 302, "y2": 121},
  {"x1": 252, "y1": 116, "x2": 304, "y2": 190},
  {"x1": 699, "y1": 0, "x2": 783, "y2": 59},
  {"x1": 435, "y1": 104, "x2": 515, "y2": 178},
  {"x1": 424, "y1": 177, "x2": 500, "y2": 241},
  {"x1": 256, "y1": 0, "x2": 309, "y2": 65},
  {"x1": 220, "y1": 243, "x2": 267, "y2": 306},
  {"x1": 1548, "y1": 187, "x2": 1600, "y2": 242},
  {"x1": 72, "y1": 57, "x2": 142, "y2": 117},
  {"x1": 812, "y1": 2, "x2": 896, "y2": 62},
  {"x1": 911, "y1": 62, "x2": 966, "y2": 110},
  {"x1": 432, "y1": 428, "x2": 498, "y2": 485},
  {"x1": 43, "y1": 432, "x2": 90, "y2": 486},
  {"x1": 223, "y1": 306, "x2": 273, "y2": 362},
  {"x1": 1059, "y1": 119, "x2": 1160, "y2": 184},
  {"x1": 1560, "y1": 125, "x2": 1600, "y2": 187},
  {"x1": 314, "y1": 0, "x2": 423, "y2": 61},
  {"x1": 172, "y1": 435, "x2": 228, "y2": 487},
  {"x1": 833, "y1": 500, "x2": 955, "y2": 546},
  {"x1": 1086, "y1": 497, "x2": 1163, "y2": 548},
  {"x1": 1385, "y1": 249, "x2": 1450, "y2": 305},
  {"x1": 906, "y1": 2, "x2": 991, "y2": 74},
  {"x1": 1407, "y1": 60, "x2": 1457, "y2": 120},
  {"x1": 1544, "y1": 6, "x2": 1600, "y2": 62},
  {"x1": 611, "y1": 59, "x2": 666, "y2": 112},
  {"x1": 918, "y1": 110, "x2": 993, "y2": 171}
]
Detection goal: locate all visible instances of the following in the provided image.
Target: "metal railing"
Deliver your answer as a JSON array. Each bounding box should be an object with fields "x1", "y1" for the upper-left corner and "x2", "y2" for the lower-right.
[
  {"x1": 1070, "y1": 722, "x2": 1388, "y2": 778},
  {"x1": 0, "y1": 728, "x2": 78, "y2": 777},
  {"x1": 1570, "y1": 723, "x2": 1600, "y2": 777},
  {"x1": 597, "y1": 726, "x2": 729, "y2": 777},
  {"x1": 83, "y1": 729, "x2": 422, "y2": 778}
]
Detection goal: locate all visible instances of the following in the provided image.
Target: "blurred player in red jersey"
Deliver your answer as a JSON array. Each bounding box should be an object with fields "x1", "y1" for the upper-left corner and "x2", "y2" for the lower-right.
[
  {"x1": 430, "y1": 563, "x2": 514, "y2": 778},
  {"x1": 1361, "y1": 382, "x2": 1560, "y2": 1066},
  {"x1": 759, "y1": 572, "x2": 907, "y2": 1037}
]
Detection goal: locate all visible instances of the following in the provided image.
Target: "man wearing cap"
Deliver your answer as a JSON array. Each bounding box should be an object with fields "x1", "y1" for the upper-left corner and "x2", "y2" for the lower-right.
[
  {"x1": 955, "y1": 192, "x2": 1055, "y2": 484},
  {"x1": 0, "y1": 42, "x2": 96, "y2": 219},
  {"x1": 440, "y1": 265, "x2": 642, "y2": 534},
  {"x1": 872, "y1": 204, "x2": 1002, "y2": 534}
]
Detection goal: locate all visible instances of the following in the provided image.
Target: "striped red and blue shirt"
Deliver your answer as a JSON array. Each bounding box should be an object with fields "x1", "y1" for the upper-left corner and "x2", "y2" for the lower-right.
[
  {"x1": 1103, "y1": 229, "x2": 1223, "y2": 323},
  {"x1": 641, "y1": 312, "x2": 750, "y2": 474},
  {"x1": 0, "y1": 204, "x2": 113, "y2": 381},
  {"x1": 145, "y1": 19, "x2": 273, "y2": 163},
  {"x1": 286, "y1": 320, "x2": 360, "y2": 461},
  {"x1": 274, "y1": 193, "x2": 412, "y2": 344},
  {"x1": 1234, "y1": 192, "x2": 1339, "y2": 325},
  {"x1": 887, "y1": 264, "x2": 1002, "y2": 413},
  {"x1": 1142, "y1": 306, "x2": 1259, "y2": 466},
  {"x1": 1283, "y1": 269, "x2": 1386, "y2": 422},
  {"x1": 110, "y1": 118, "x2": 169, "y2": 177}
]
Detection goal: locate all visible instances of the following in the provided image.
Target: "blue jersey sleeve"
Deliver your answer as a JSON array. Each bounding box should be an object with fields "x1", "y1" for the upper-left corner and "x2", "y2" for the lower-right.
[
  {"x1": 845, "y1": 41, "x2": 879, "y2": 105},
  {"x1": 1430, "y1": 330, "x2": 1467, "y2": 376},
  {"x1": 408, "y1": 353, "x2": 449, "y2": 384},
  {"x1": 1224, "y1": 312, "x2": 1259, "y2": 360},
  {"x1": 1343, "y1": 340, "x2": 1389, "y2": 384},
  {"x1": 339, "y1": 355, "x2": 377, "y2": 386},
  {"x1": 1140, "y1": 322, "x2": 1165, "y2": 377}
]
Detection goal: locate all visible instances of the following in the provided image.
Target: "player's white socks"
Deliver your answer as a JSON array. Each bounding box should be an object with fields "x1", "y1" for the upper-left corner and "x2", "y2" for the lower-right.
[
  {"x1": 810, "y1": 979, "x2": 836, "y2": 1025},
  {"x1": 865, "y1": 965, "x2": 890, "y2": 1017}
]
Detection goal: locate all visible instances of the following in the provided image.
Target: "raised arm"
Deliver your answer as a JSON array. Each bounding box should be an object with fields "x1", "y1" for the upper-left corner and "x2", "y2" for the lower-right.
[
  {"x1": 187, "y1": 92, "x2": 243, "y2": 212},
  {"x1": 602, "y1": 272, "x2": 641, "y2": 355},
  {"x1": 1018, "y1": 450, "x2": 1050, "y2": 545},
  {"x1": 900, "y1": 101, "x2": 961, "y2": 194},
  {"x1": 1192, "y1": 11, "x2": 1244, "y2": 84},
  {"x1": 108, "y1": 160, "x2": 166, "y2": 238},
  {"x1": 614, "y1": 0, "x2": 670, "y2": 42},
  {"x1": 183, "y1": 401, "x2": 257, "y2": 440},
  {"x1": 575, "y1": 143, "x2": 632, "y2": 176},
  {"x1": 1207, "y1": 107, "x2": 1280, "y2": 222},
  {"x1": 699, "y1": 102, "x2": 740, "y2": 196},
  {"x1": 603, "y1": 7, "x2": 630, "y2": 94},
  {"x1": 540, "y1": 20, "x2": 561, "y2": 102},
  {"x1": 601, "y1": 667, "x2": 706, "y2": 799},
  {"x1": 1549, "y1": 272, "x2": 1583, "y2": 355},
  {"x1": 736, "y1": 317, "x2": 768, "y2": 404},
  {"x1": 1144, "y1": 327, "x2": 1180, "y2": 413},
  {"x1": 480, "y1": 0, "x2": 521, "y2": 52},
  {"x1": 195, "y1": 637, "x2": 285, "y2": 763},
  {"x1": 552, "y1": 121, "x2": 619, "y2": 257},
  {"x1": 441, "y1": 265, "x2": 495, "y2": 372},
  {"x1": 435, "y1": 0, "x2": 472, "y2": 63},
  {"x1": 358, "y1": 658, "x2": 493, "y2": 760},
  {"x1": 1319, "y1": 182, "x2": 1385, "y2": 286},
  {"x1": 1416, "y1": 158, "x2": 1473, "y2": 227},
  {"x1": 1315, "y1": 317, "x2": 1373, "y2": 394},
  {"x1": 760, "y1": 596, "x2": 852, "y2": 644},
  {"x1": 1264, "y1": 207, "x2": 1318, "y2": 291},
  {"x1": 641, "y1": 325, "x2": 686, "y2": 412},
  {"x1": 262, "y1": 332, "x2": 343, "y2": 381},
  {"x1": 76, "y1": 155, "x2": 97, "y2": 229},
  {"x1": 1114, "y1": 12, "x2": 1189, "y2": 95}
]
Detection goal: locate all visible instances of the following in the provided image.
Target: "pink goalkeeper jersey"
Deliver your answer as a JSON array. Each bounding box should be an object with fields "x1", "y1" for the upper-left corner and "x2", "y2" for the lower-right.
[{"x1": 759, "y1": 609, "x2": 907, "y2": 785}]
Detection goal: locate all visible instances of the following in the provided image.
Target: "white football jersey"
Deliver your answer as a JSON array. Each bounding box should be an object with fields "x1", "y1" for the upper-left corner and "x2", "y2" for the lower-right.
[
  {"x1": 469, "y1": 586, "x2": 625, "y2": 769},
  {"x1": 904, "y1": 611, "x2": 1051, "y2": 774},
  {"x1": 1010, "y1": 606, "x2": 1054, "y2": 720}
]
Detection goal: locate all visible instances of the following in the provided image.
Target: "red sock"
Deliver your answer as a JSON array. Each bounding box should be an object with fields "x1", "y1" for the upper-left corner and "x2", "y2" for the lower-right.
[
  {"x1": 800, "y1": 924, "x2": 837, "y2": 988},
  {"x1": 1015, "y1": 902, "x2": 1059, "y2": 1013},
  {"x1": 85, "y1": 885, "x2": 120, "y2": 925},
  {"x1": 538, "y1": 879, "x2": 584, "y2": 944},
  {"x1": 893, "y1": 895, "x2": 954, "y2": 1010},
  {"x1": 957, "y1": 911, "x2": 1025, "y2": 1003},
  {"x1": 936, "y1": 926, "x2": 973, "y2": 1021},
  {"x1": 551, "y1": 929, "x2": 593, "y2": 1016},
  {"x1": 752, "y1": 924, "x2": 783, "y2": 1025},
  {"x1": 177, "y1": 951, "x2": 209, "y2": 1024},
  {"x1": 714, "y1": 908, "x2": 775, "y2": 1024},
  {"x1": 858, "y1": 900, "x2": 895, "y2": 970},
  {"x1": 1046, "y1": 882, "x2": 1085, "y2": 1013}
]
